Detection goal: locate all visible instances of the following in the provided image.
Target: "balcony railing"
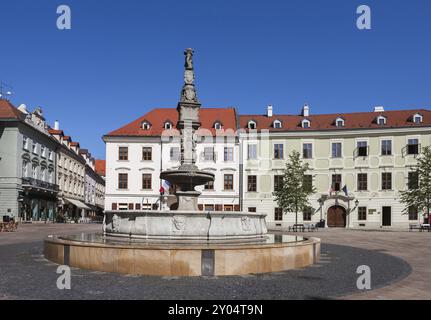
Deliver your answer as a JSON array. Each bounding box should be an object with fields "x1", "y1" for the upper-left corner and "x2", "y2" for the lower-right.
[{"x1": 22, "y1": 177, "x2": 59, "y2": 192}]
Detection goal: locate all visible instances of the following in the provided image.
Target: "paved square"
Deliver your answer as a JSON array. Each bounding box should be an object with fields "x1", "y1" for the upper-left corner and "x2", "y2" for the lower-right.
[{"x1": 0, "y1": 224, "x2": 429, "y2": 300}]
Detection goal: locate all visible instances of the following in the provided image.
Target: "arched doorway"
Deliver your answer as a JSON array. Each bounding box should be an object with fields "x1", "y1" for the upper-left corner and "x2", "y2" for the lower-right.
[{"x1": 327, "y1": 206, "x2": 347, "y2": 228}]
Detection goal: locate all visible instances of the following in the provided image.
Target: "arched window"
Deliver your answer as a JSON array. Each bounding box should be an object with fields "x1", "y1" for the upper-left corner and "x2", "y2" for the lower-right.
[
  {"x1": 248, "y1": 120, "x2": 257, "y2": 130},
  {"x1": 335, "y1": 117, "x2": 345, "y2": 127},
  {"x1": 214, "y1": 122, "x2": 223, "y2": 130},
  {"x1": 142, "y1": 121, "x2": 151, "y2": 130},
  {"x1": 164, "y1": 122, "x2": 173, "y2": 130},
  {"x1": 377, "y1": 115, "x2": 387, "y2": 125},
  {"x1": 273, "y1": 120, "x2": 282, "y2": 129},
  {"x1": 413, "y1": 113, "x2": 423, "y2": 124},
  {"x1": 302, "y1": 119, "x2": 311, "y2": 128}
]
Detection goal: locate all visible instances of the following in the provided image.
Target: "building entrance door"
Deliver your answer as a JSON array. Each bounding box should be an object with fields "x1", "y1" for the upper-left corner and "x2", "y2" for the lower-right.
[
  {"x1": 382, "y1": 206, "x2": 392, "y2": 226},
  {"x1": 327, "y1": 206, "x2": 347, "y2": 227}
]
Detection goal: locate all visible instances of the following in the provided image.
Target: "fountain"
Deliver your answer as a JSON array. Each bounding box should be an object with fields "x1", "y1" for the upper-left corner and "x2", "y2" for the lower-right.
[{"x1": 44, "y1": 49, "x2": 320, "y2": 276}]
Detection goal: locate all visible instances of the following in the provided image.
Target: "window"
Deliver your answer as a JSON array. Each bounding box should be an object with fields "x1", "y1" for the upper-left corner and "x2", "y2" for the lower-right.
[
  {"x1": 32, "y1": 141, "x2": 38, "y2": 154},
  {"x1": 248, "y1": 121, "x2": 257, "y2": 130},
  {"x1": 224, "y1": 147, "x2": 234, "y2": 161},
  {"x1": 357, "y1": 141, "x2": 368, "y2": 157},
  {"x1": 41, "y1": 168, "x2": 46, "y2": 181},
  {"x1": 204, "y1": 180, "x2": 214, "y2": 190},
  {"x1": 118, "y1": 147, "x2": 128, "y2": 161},
  {"x1": 336, "y1": 118, "x2": 345, "y2": 127},
  {"x1": 274, "y1": 175, "x2": 283, "y2": 192},
  {"x1": 164, "y1": 122, "x2": 172, "y2": 130},
  {"x1": 303, "y1": 175, "x2": 313, "y2": 192},
  {"x1": 248, "y1": 207, "x2": 257, "y2": 212},
  {"x1": 332, "y1": 174, "x2": 342, "y2": 191},
  {"x1": 407, "y1": 139, "x2": 419, "y2": 155},
  {"x1": 382, "y1": 172, "x2": 392, "y2": 190},
  {"x1": 48, "y1": 150, "x2": 53, "y2": 161},
  {"x1": 142, "y1": 121, "x2": 151, "y2": 130},
  {"x1": 23, "y1": 136, "x2": 29, "y2": 150},
  {"x1": 377, "y1": 116, "x2": 387, "y2": 125},
  {"x1": 408, "y1": 207, "x2": 418, "y2": 221},
  {"x1": 273, "y1": 120, "x2": 282, "y2": 129},
  {"x1": 413, "y1": 114, "x2": 423, "y2": 124},
  {"x1": 118, "y1": 203, "x2": 128, "y2": 211},
  {"x1": 142, "y1": 147, "x2": 152, "y2": 161},
  {"x1": 224, "y1": 174, "x2": 234, "y2": 190},
  {"x1": 170, "y1": 147, "x2": 180, "y2": 161},
  {"x1": 408, "y1": 171, "x2": 419, "y2": 189},
  {"x1": 274, "y1": 208, "x2": 283, "y2": 221},
  {"x1": 274, "y1": 144, "x2": 284, "y2": 159},
  {"x1": 303, "y1": 143, "x2": 312, "y2": 159},
  {"x1": 358, "y1": 207, "x2": 367, "y2": 221},
  {"x1": 118, "y1": 173, "x2": 128, "y2": 189},
  {"x1": 203, "y1": 147, "x2": 215, "y2": 161},
  {"x1": 142, "y1": 174, "x2": 152, "y2": 190},
  {"x1": 381, "y1": 140, "x2": 392, "y2": 156},
  {"x1": 248, "y1": 175, "x2": 257, "y2": 192},
  {"x1": 357, "y1": 173, "x2": 368, "y2": 191},
  {"x1": 41, "y1": 146, "x2": 46, "y2": 158},
  {"x1": 332, "y1": 142, "x2": 342, "y2": 158},
  {"x1": 248, "y1": 144, "x2": 257, "y2": 160},
  {"x1": 22, "y1": 161, "x2": 28, "y2": 178},
  {"x1": 32, "y1": 165, "x2": 38, "y2": 179},
  {"x1": 214, "y1": 122, "x2": 222, "y2": 130},
  {"x1": 303, "y1": 207, "x2": 312, "y2": 221},
  {"x1": 302, "y1": 119, "x2": 310, "y2": 128},
  {"x1": 205, "y1": 205, "x2": 215, "y2": 211}
]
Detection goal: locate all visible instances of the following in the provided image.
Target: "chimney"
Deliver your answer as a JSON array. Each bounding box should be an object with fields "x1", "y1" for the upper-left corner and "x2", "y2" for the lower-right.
[
  {"x1": 54, "y1": 120, "x2": 60, "y2": 130},
  {"x1": 374, "y1": 106, "x2": 385, "y2": 113},
  {"x1": 267, "y1": 105, "x2": 273, "y2": 117},
  {"x1": 302, "y1": 104, "x2": 310, "y2": 117}
]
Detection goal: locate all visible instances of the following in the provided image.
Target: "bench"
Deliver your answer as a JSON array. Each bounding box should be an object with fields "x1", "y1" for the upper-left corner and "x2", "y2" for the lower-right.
[
  {"x1": 288, "y1": 224, "x2": 305, "y2": 232},
  {"x1": 0, "y1": 221, "x2": 19, "y2": 232},
  {"x1": 409, "y1": 224, "x2": 421, "y2": 232}
]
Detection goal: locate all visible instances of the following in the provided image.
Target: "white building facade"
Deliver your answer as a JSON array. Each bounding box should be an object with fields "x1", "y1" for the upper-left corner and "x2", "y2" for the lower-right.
[{"x1": 104, "y1": 104, "x2": 431, "y2": 230}]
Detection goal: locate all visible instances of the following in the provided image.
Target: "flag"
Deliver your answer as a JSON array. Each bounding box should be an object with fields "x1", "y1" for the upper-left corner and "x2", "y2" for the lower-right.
[
  {"x1": 342, "y1": 185, "x2": 348, "y2": 196},
  {"x1": 160, "y1": 180, "x2": 171, "y2": 195}
]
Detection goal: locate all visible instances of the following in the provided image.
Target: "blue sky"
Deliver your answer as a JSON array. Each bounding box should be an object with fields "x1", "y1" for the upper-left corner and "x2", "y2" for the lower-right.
[{"x1": 1, "y1": 0, "x2": 430, "y2": 158}]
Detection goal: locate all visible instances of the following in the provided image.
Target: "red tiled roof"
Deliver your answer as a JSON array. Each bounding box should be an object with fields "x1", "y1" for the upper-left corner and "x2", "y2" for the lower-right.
[
  {"x1": 70, "y1": 142, "x2": 80, "y2": 147},
  {"x1": 105, "y1": 107, "x2": 238, "y2": 137},
  {"x1": 95, "y1": 160, "x2": 106, "y2": 176},
  {"x1": 63, "y1": 136, "x2": 71, "y2": 141},
  {"x1": 0, "y1": 99, "x2": 24, "y2": 120},
  {"x1": 48, "y1": 129, "x2": 64, "y2": 135},
  {"x1": 240, "y1": 109, "x2": 431, "y2": 131}
]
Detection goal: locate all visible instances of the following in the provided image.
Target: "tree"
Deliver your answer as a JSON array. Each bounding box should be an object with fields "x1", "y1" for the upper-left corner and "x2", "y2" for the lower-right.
[
  {"x1": 400, "y1": 146, "x2": 431, "y2": 223},
  {"x1": 274, "y1": 150, "x2": 316, "y2": 225}
]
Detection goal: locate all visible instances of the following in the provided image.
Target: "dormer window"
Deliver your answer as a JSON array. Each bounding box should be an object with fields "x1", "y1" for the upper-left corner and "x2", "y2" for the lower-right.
[
  {"x1": 377, "y1": 115, "x2": 387, "y2": 125},
  {"x1": 301, "y1": 119, "x2": 311, "y2": 129},
  {"x1": 273, "y1": 120, "x2": 282, "y2": 129},
  {"x1": 142, "y1": 121, "x2": 151, "y2": 130},
  {"x1": 335, "y1": 117, "x2": 345, "y2": 127},
  {"x1": 164, "y1": 121, "x2": 173, "y2": 130},
  {"x1": 248, "y1": 120, "x2": 257, "y2": 130},
  {"x1": 214, "y1": 122, "x2": 223, "y2": 130},
  {"x1": 413, "y1": 113, "x2": 423, "y2": 124}
]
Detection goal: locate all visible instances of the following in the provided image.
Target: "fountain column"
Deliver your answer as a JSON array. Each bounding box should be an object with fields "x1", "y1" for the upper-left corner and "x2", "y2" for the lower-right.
[{"x1": 160, "y1": 48, "x2": 215, "y2": 211}]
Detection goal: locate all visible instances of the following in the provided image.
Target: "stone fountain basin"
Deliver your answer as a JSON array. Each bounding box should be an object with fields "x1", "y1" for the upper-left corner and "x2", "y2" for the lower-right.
[
  {"x1": 160, "y1": 170, "x2": 214, "y2": 187},
  {"x1": 103, "y1": 210, "x2": 267, "y2": 242}
]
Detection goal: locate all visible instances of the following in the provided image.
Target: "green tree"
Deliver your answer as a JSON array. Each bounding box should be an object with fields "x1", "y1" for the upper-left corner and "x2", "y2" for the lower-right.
[
  {"x1": 400, "y1": 146, "x2": 431, "y2": 223},
  {"x1": 274, "y1": 150, "x2": 316, "y2": 225}
]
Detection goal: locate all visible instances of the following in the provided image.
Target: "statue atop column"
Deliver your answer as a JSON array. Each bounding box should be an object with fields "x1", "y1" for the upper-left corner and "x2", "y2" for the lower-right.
[{"x1": 181, "y1": 48, "x2": 199, "y2": 104}]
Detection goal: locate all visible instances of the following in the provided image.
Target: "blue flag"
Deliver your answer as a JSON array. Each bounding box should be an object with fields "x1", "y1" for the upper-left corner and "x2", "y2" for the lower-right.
[{"x1": 342, "y1": 185, "x2": 348, "y2": 196}]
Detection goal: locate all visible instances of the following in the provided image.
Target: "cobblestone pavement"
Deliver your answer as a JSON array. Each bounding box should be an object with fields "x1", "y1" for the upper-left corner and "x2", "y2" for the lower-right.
[
  {"x1": 0, "y1": 224, "x2": 423, "y2": 300},
  {"x1": 287, "y1": 228, "x2": 431, "y2": 300}
]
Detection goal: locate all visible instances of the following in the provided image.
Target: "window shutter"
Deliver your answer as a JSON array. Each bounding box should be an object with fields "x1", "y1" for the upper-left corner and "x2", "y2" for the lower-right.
[
  {"x1": 112, "y1": 203, "x2": 117, "y2": 210},
  {"x1": 215, "y1": 204, "x2": 223, "y2": 211},
  {"x1": 234, "y1": 205, "x2": 240, "y2": 211},
  {"x1": 135, "y1": 203, "x2": 141, "y2": 210},
  {"x1": 129, "y1": 203, "x2": 134, "y2": 210},
  {"x1": 198, "y1": 204, "x2": 203, "y2": 211}
]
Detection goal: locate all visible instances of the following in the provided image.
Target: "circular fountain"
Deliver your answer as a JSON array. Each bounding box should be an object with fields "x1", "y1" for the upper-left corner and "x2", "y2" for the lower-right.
[{"x1": 44, "y1": 49, "x2": 320, "y2": 276}]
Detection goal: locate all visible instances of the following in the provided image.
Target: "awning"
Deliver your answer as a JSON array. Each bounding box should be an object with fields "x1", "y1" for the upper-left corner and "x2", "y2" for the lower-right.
[{"x1": 65, "y1": 198, "x2": 91, "y2": 210}]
